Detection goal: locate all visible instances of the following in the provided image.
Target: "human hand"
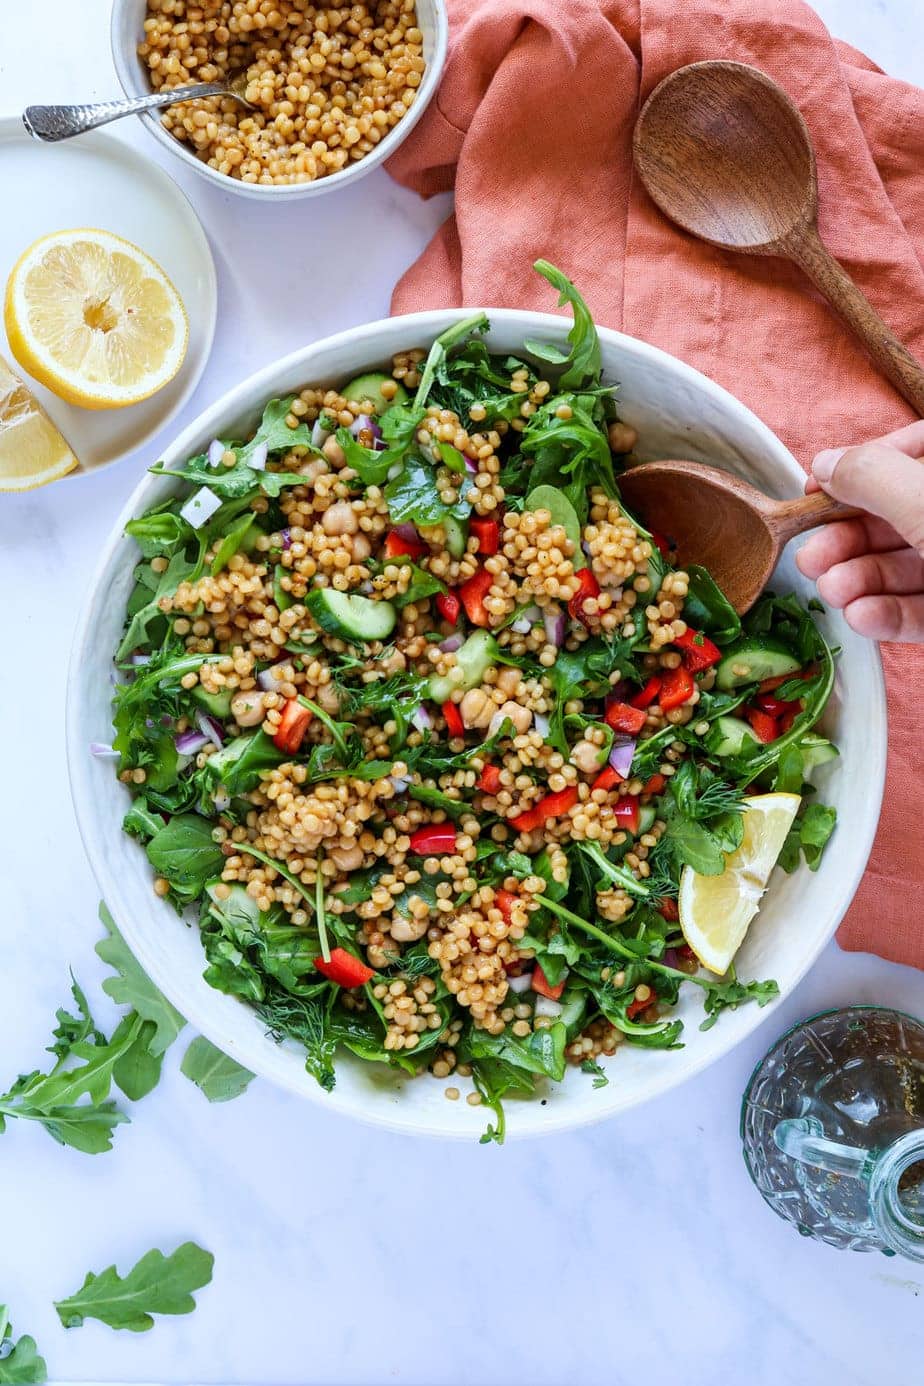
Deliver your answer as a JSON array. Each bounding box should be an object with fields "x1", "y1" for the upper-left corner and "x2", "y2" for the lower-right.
[{"x1": 796, "y1": 421, "x2": 924, "y2": 642}]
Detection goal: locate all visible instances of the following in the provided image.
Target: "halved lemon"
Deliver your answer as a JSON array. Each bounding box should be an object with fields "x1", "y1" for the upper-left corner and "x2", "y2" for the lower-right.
[
  {"x1": 678, "y1": 792, "x2": 801, "y2": 975},
  {"x1": 4, "y1": 228, "x2": 188, "y2": 410},
  {"x1": 0, "y1": 352, "x2": 78, "y2": 491}
]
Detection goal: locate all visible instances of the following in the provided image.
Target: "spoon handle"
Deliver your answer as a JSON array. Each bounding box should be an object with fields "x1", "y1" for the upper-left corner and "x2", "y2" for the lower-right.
[
  {"x1": 783, "y1": 225, "x2": 924, "y2": 418},
  {"x1": 22, "y1": 84, "x2": 228, "y2": 142},
  {"x1": 767, "y1": 490, "x2": 863, "y2": 545}
]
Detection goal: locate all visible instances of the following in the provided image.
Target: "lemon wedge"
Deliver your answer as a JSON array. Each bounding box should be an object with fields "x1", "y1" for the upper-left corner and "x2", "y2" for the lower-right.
[
  {"x1": 0, "y1": 352, "x2": 78, "y2": 491},
  {"x1": 679, "y1": 792, "x2": 801, "y2": 974},
  {"x1": 4, "y1": 228, "x2": 188, "y2": 410}
]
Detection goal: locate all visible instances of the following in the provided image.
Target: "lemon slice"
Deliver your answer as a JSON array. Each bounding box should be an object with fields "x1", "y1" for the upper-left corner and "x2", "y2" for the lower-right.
[
  {"x1": 4, "y1": 228, "x2": 188, "y2": 410},
  {"x1": 679, "y1": 792, "x2": 801, "y2": 975},
  {"x1": 0, "y1": 352, "x2": 78, "y2": 491}
]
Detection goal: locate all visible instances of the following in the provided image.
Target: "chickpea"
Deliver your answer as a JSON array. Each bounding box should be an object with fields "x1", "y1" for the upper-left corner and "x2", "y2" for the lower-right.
[
  {"x1": 460, "y1": 687, "x2": 494, "y2": 729},
  {"x1": 608, "y1": 420, "x2": 638, "y2": 453},
  {"x1": 390, "y1": 914, "x2": 430, "y2": 943},
  {"x1": 490, "y1": 701, "x2": 533, "y2": 735},
  {"x1": 321, "y1": 501, "x2": 358, "y2": 535},
  {"x1": 315, "y1": 681, "x2": 340, "y2": 713},
  {"x1": 322, "y1": 435, "x2": 346, "y2": 468},
  {"x1": 382, "y1": 649, "x2": 407, "y2": 675},
  {"x1": 298, "y1": 456, "x2": 329, "y2": 482},
  {"x1": 495, "y1": 666, "x2": 520, "y2": 696},
  {"x1": 571, "y1": 737, "x2": 603, "y2": 775},
  {"x1": 230, "y1": 690, "x2": 267, "y2": 727},
  {"x1": 350, "y1": 532, "x2": 372, "y2": 561},
  {"x1": 330, "y1": 843, "x2": 364, "y2": 871}
]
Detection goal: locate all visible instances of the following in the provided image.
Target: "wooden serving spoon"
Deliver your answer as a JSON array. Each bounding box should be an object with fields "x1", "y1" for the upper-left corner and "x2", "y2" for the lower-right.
[
  {"x1": 617, "y1": 460, "x2": 861, "y2": 614},
  {"x1": 632, "y1": 60, "x2": 924, "y2": 416}
]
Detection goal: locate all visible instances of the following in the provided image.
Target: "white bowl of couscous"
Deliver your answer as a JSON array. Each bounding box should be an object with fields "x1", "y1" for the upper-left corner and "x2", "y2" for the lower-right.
[
  {"x1": 111, "y1": 0, "x2": 448, "y2": 198},
  {"x1": 68, "y1": 308, "x2": 886, "y2": 1139}
]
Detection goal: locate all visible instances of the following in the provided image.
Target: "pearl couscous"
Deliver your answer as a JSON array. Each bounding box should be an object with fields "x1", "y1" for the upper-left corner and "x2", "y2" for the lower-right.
[
  {"x1": 107, "y1": 261, "x2": 837, "y2": 1139},
  {"x1": 139, "y1": 0, "x2": 425, "y2": 186}
]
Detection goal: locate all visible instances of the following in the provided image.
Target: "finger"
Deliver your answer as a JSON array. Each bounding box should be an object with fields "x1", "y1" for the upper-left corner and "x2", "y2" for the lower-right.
[
  {"x1": 795, "y1": 517, "x2": 907, "y2": 579},
  {"x1": 842, "y1": 593, "x2": 924, "y2": 643},
  {"x1": 815, "y1": 547, "x2": 924, "y2": 609},
  {"x1": 873, "y1": 419, "x2": 924, "y2": 457},
  {"x1": 810, "y1": 443, "x2": 924, "y2": 550}
]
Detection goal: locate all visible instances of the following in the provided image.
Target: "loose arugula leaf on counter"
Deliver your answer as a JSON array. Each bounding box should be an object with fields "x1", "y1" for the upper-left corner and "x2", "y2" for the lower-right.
[
  {"x1": 97, "y1": 906, "x2": 186, "y2": 1057},
  {"x1": 180, "y1": 1038, "x2": 255, "y2": 1103},
  {"x1": 0, "y1": 1306, "x2": 46, "y2": 1384},
  {"x1": 55, "y1": 1243, "x2": 214, "y2": 1333}
]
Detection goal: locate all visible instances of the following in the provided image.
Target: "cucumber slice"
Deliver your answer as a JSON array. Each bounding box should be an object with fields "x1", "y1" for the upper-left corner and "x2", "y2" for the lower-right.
[
  {"x1": 711, "y1": 714, "x2": 758, "y2": 757},
  {"x1": 443, "y1": 515, "x2": 467, "y2": 559},
  {"x1": 341, "y1": 372, "x2": 409, "y2": 415},
  {"x1": 428, "y1": 629, "x2": 497, "y2": 703},
  {"x1": 191, "y1": 686, "x2": 232, "y2": 719},
  {"x1": 307, "y1": 589, "x2": 396, "y2": 643},
  {"x1": 638, "y1": 804, "x2": 656, "y2": 834},
  {"x1": 525, "y1": 485, "x2": 586, "y2": 568},
  {"x1": 715, "y1": 640, "x2": 801, "y2": 690},
  {"x1": 274, "y1": 564, "x2": 293, "y2": 612},
  {"x1": 800, "y1": 733, "x2": 839, "y2": 772}
]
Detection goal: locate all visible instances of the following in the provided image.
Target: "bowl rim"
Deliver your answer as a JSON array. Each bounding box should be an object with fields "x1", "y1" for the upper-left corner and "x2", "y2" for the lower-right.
[
  {"x1": 66, "y1": 307, "x2": 888, "y2": 1139},
  {"x1": 109, "y1": 0, "x2": 450, "y2": 199}
]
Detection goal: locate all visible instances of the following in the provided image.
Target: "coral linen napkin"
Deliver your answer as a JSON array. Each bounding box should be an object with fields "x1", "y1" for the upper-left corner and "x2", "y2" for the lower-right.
[{"x1": 386, "y1": 0, "x2": 924, "y2": 967}]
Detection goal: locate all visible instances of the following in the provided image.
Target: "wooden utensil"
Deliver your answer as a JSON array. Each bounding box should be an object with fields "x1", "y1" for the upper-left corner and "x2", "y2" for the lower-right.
[
  {"x1": 617, "y1": 459, "x2": 861, "y2": 613},
  {"x1": 632, "y1": 60, "x2": 924, "y2": 416}
]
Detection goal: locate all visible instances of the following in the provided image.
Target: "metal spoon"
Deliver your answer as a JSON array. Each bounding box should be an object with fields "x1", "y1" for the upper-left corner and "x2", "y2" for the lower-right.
[{"x1": 23, "y1": 75, "x2": 252, "y2": 143}]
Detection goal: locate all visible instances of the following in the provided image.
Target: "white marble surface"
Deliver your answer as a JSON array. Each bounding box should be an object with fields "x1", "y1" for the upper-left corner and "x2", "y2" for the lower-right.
[{"x1": 2, "y1": 2, "x2": 924, "y2": 1383}]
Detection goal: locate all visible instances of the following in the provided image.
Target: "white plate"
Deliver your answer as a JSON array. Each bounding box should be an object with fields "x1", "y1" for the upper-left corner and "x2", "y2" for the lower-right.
[
  {"x1": 0, "y1": 117, "x2": 216, "y2": 473},
  {"x1": 68, "y1": 310, "x2": 886, "y2": 1140}
]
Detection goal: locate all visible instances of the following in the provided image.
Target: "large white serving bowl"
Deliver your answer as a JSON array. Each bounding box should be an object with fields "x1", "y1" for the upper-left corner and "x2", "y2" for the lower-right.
[
  {"x1": 67, "y1": 310, "x2": 886, "y2": 1139},
  {"x1": 110, "y1": 0, "x2": 448, "y2": 201}
]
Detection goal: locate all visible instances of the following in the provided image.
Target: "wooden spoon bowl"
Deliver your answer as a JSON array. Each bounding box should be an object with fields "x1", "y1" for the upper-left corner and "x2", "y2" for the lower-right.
[{"x1": 617, "y1": 459, "x2": 860, "y2": 613}]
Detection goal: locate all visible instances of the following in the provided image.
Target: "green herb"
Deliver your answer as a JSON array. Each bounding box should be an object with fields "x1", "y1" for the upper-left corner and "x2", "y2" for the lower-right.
[
  {"x1": 414, "y1": 313, "x2": 490, "y2": 407},
  {"x1": 581, "y1": 1058, "x2": 609, "y2": 1088},
  {"x1": 180, "y1": 1038, "x2": 255, "y2": 1103},
  {"x1": 0, "y1": 1307, "x2": 46, "y2": 1384},
  {"x1": 55, "y1": 1243, "x2": 214, "y2": 1333}
]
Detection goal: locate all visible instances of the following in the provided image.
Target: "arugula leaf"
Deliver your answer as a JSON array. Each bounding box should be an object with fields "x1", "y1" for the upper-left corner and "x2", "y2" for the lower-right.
[
  {"x1": 97, "y1": 905, "x2": 186, "y2": 1057},
  {"x1": 210, "y1": 511, "x2": 256, "y2": 576},
  {"x1": 48, "y1": 978, "x2": 105, "y2": 1061},
  {"x1": 193, "y1": 730, "x2": 287, "y2": 802},
  {"x1": 581, "y1": 1058, "x2": 609, "y2": 1088},
  {"x1": 471, "y1": 1057, "x2": 535, "y2": 1145},
  {"x1": 466, "y1": 1021, "x2": 567, "y2": 1082},
  {"x1": 180, "y1": 1037, "x2": 255, "y2": 1103},
  {"x1": 777, "y1": 802, "x2": 837, "y2": 874},
  {"x1": 700, "y1": 974, "x2": 780, "y2": 1030},
  {"x1": 145, "y1": 816, "x2": 225, "y2": 903},
  {"x1": 414, "y1": 313, "x2": 490, "y2": 407},
  {"x1": 530, "y1": 260, "x2": 603, "y2": 389},
  {"x1": 0, "y1": 1307, "x2": 46, "y2": 1384},
  {"x1": 112, "y1": 1019, "x2": 164, "y2": 1102},
  {"x1": 125, "y1": 508, "x2": 192, "y2": 560},
  {"x1": 55, "y1": 1243, "x2": 214, "y2": 1333},
  {"x1": 335, "y1": 402, "x2": 424, "y2": 486},
  {"x1": 116, "y1": 550, "x2": 194, "y2": 660},
  {"x1": 680, "y1": 565, "x2": 742, "y2": 645},
  {"x1": 575, "y1": 841, "x2": 650, "y2": 897},
  {"x1": 122, "y1": 797, "x2": 164, "y2": 844},
  {"x1": 384, "y1": 452, "x2": 471, "y2": 526},
  {"x1": 519, "y1": 393, "x2": 616, "y2": 520}
]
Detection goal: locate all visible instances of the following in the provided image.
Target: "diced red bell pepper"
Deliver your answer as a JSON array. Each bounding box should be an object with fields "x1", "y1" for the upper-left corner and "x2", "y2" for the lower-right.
[
  {"x1": 658, "y1": 665, "x2": 695, "y2": 711},
  {"x1": 436, "y1": 590, "x2": 461, "y2": 625},
  {"x1": 650, "y1": 530, "x2": 671, "y2": 558},
  {"x1": 604, "y1": 700, "x2": 647, "y2": 735},
  {"x1": 567, "y1": 567, "x2": 601, "y2": 625},
  {"x1": 509, "y1": 785, "x2": 579, "y2": 834},
  {"x1": 643, "y1": 773, "x2": 666, "y2": 795},
  {"x1": 592, "y1": 765, "x2": 622, "y2": 793},
  {"x1": 469, "y1": 516, "x2": 500, "y2": 556},
  {"x1": 658, "y1": 897, "x2": 679, "y2": 922},
  {"x1": 531, "y1": 962, "x2": 566, "y2": 1001},
  {"x1": 779, "y1": 705, "x2": 801, "y2": 734},
  {"x1": 273, "y1": 698, "x2": 313, "y2": 754},
  {"x1": 627, "y1": 989, "x2": 656, "y2": 1020},
  {"x1": 754, "y1": 692, "x2": 802, "y2": 717},
  {"x1": 442, "y1": 699, "x2": 465, "y2": 738},
  {"x1": 459, "y1": 567, "x2": 493, "y2": 626},
  {"x1": 614, "y1": 795, "x2": 640, "y2": 834},
  {"x1": 494, "y1": 889, "x2": 519, "y2": 924},
  {"x1": 314, "y1": 947, "x2": 375, "y2": 988},
  {"x1": 476, "y1": 763, "x2": 502, "y2": 794},
  {"x1": 674, "y1": 627, "x2": 722, "y2": 673},
  {"x1": 408, "y1": 823, "x2": 457, "y2": 855},
  {"x1": 631, "y1": 676, "x2": 662, "y2": 709},
  {"x1": 745, "y1": 706, "x2": 779, "y2": 744},
  {"x1": 384, "y1": 528, "x2": 427, "y2": 560}
]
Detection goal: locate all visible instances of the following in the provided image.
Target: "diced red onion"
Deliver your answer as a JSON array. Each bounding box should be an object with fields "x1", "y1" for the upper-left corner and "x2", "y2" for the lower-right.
[
  {"x1": 522, "y1": 605, "x2": 542, "y2": 623},
  {"x1": 662, "y1": 948, "x2": 682, "y2": 970},
  {"x1": 605, "y1": 681, "x2": 631, "y2": 705},
  {"x1": 311, "y1": 417, "x2": 333, "y2": 448},
  {"x1": 463, "y1": 455, "x2": 478, "y2": 474},
  {"x1": 207, "y1": 439, "x2": 225, "y2": 467},
  {"x1": 128, "y1": 653, "x2": 151, "y2": 666},
  {"x1": 533, "y1": 712, "x2": 550, "y2": 738},
  {"x1": 145, "y1": 718, "x2": 155, "y2": 729},
  {"x1": 180, "y1": 486, "x2": 223, "y2": 529},
  {"x1": 90, "y1": 742, "x2": 120, "y2": 759},
  {"x1": 543, "y1": 609, "x2": 566, "y2": 647},
  {"x1": 581, "y1": 540, "x2": 592, "y2": 558},
  {"x1": 387, "y1": 462, "x2": 403, "y2": 481},
  {"x1": 506, "y1": 972, "x2": 533, "y2": 994},
  {"x1": 410, "y1": 705, "x2": 432, "y2": 733},
  {"x1": 510, "y1": 617, "x2": 532, "y2": 634},
  {"x1": 391, "y1": 522, "x2": 419, "y2": 543},
  {"x1": 176, "y1": 728, "x2": 209, "y2": 755},
  {"x1": 197, "y1": 712, "x2": 225, "y2": 749},
  {"x1": 281, "y1": 528, "x2": 291, "y2": 550},
  {"x1": 248, "y1": 441, "x2": 268, "y2": 471},
  {"x1": 213, "y1": 790, "x2": 231, "y2": 813},
  {"x1": 439, "y1": 633, "x2": 464, "y2": 653},
  {"x1": 534, "y1": 994, "x2": 564, "y2": 1018},
  {"x1": 350, "y1": 413, "x2": 383, "y2": 444},
  {"x1": 360, "y1": 579, "x2": 374, "y2": 595},
  {"x1": 608, "y1": 736, "x2": 637, "y2": 778},
  {"x1": 257, "y1": 659, "x2": 292, "y2": 692},
  {"x1": 389, "y1": 774, "x2": 411, "y2": 794}
]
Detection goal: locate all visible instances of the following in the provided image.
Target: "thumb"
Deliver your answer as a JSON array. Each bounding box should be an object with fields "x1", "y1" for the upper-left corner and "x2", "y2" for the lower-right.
[{"x1": 812, "y1": 443, "x2": 924, "y2": 552}]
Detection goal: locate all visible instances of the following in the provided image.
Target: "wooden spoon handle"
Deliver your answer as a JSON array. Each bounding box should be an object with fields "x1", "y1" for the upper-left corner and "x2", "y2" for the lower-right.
[
  {"x1": 782, "y1": 225, "x2": 924, "y2": 417},
  {"x1": 768, "y1": 490, "x2": 863, "y2": 545}
]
